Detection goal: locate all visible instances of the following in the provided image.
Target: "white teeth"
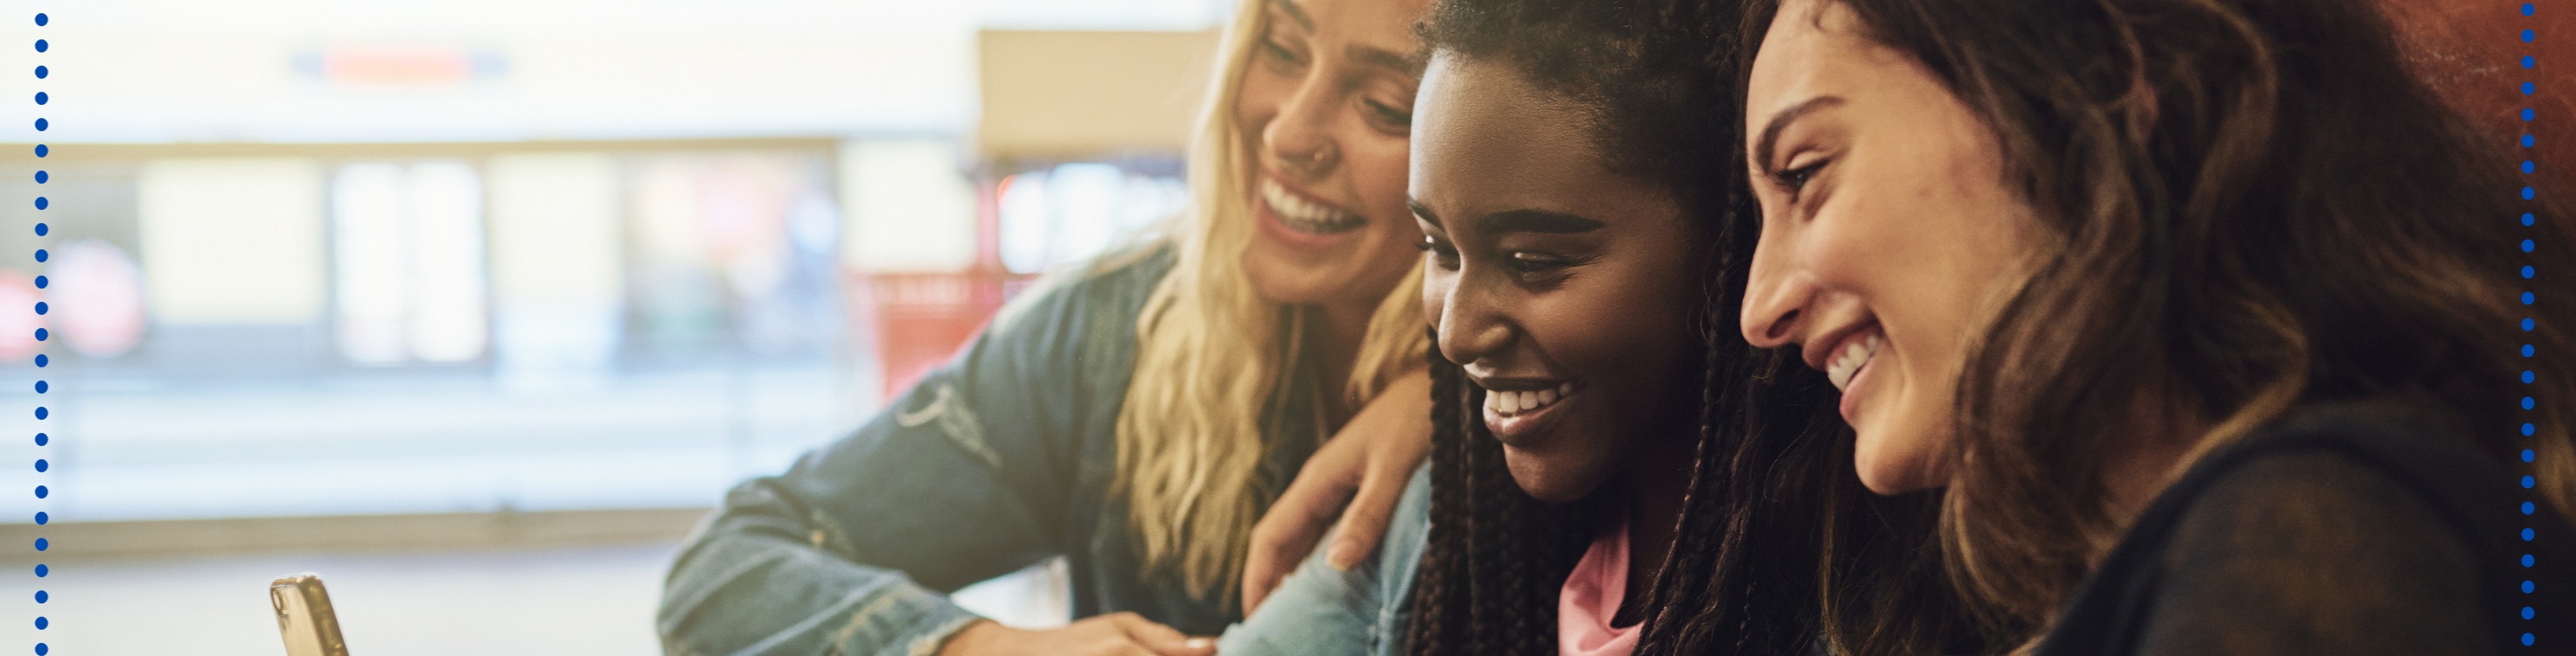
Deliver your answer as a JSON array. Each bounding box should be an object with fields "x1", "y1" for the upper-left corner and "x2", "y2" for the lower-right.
[
  {"x1": 1826, "y1": 333, "x2": 1882, "y2": 391},
  {"x1": 1260, "y1": 178, "x2": 1363, "y2": 234},
  {"x1": 1483, "y1": 382, "x2": 1578, "y2": 417}
]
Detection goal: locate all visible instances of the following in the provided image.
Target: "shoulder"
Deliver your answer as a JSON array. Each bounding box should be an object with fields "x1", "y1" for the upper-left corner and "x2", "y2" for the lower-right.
[
  {"x1": 959, "y1": 243, "x2": 1175, "y2": 381},
  {"x1": 987, "y1": 242, "x2": 1175, "y2": 338},
  {"x1": 2079, "y1": 403, "x2": 2538, "y2": 655},
  {"x1": 2155, "y1": 402, "x2": 2521, "y2": 547},
  {"x1": 2156, "y1": 403, "x2": 2523, "y2": 559},
  {"x1": 2161, "y1": 446, "x2": 2481, "y2": 600}
]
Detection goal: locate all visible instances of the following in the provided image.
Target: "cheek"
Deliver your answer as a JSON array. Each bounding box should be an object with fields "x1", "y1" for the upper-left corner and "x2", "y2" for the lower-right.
[
  {"x1": 1798, "y1": 162, "x2": 1986, "y2": 323},
  {"x1": 1420, "y1": 268, "x2": 1452, "y2": 325},
  {"x1": 1233, "y1": 71, "x2": 1290, "y2": 142},
  {"x1": 1350, "y1": 133, "x2": 1413, "y2": 217},
  {"x1": 1538, "y1": 262, "x2": 1698, "y2": 390},
  {"x1": 1801, "y1": 190, "x2": 1908, "y2": 291},
  {"x1": 1833, "y1": 151, "x2": 2035, "y2": 340}
]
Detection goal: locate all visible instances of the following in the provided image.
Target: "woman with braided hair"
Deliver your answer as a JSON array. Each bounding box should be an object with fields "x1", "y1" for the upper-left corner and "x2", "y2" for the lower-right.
[{"x1": 1216, "y1": 0, "x2": 1984, "y2": 653}]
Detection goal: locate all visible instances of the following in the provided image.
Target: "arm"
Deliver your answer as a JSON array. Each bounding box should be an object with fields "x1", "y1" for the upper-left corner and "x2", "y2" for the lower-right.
[
  {"x1": 658, "y1": 266, "x2": 1152, "y2": 656},
  {"x1": 1218, "y1": 465, "x2": 1431, "y2": 656}
]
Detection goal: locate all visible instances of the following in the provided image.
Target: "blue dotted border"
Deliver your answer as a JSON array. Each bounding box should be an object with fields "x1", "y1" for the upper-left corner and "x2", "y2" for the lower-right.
[
  {"x1": 29, "y1": 10, "x2": 46, "y2": 656},
  {"x1": 2520, "y1": 2, "x2": 2545, "y2": 650}
]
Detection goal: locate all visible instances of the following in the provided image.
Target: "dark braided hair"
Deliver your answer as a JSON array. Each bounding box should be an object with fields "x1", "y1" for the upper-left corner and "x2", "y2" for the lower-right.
[
  {"x1": 1403, "y1": 0, "x2": 1991, "y2": 654},
  {"x1": 1412, "y1": 344, "x2": 1595, "y2": 656}
]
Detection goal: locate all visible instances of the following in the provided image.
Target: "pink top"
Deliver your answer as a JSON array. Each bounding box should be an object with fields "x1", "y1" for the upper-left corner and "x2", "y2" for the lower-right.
[{"x1": 1557, "y1": 512, "x2": 1641, "y2": 656}]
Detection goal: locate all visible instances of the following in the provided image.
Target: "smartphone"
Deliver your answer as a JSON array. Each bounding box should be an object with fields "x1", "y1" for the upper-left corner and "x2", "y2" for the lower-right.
[{"x1": 269, "y1": 574, "x2": 352, "y2": 656}]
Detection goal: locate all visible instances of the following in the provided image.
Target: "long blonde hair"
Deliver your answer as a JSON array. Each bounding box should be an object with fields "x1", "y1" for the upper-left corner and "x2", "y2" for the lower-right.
[{"x1": 1109, "y1": 0, "x2": 1430, "y2": 604}]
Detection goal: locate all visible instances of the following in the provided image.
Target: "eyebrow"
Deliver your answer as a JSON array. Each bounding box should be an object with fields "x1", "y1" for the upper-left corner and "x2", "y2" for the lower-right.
[
  {"x1": 1408, "y1": 198, "x2": 1442, "y2": 227},
  {"x1": 1752, "y1": 95, "x2": 1846, "y2": 174},
  {"x1": 1348, "y1": 44, "x2": 1428, "y2": 77},
  {"x1": 1410, "y1": 198, "x2": 1603, "y2": 234},
  {"x1": 1481, "y1": 209, "x2": 1604, "y2": 234},
  {"x1": 1271, "y1": 0, "x2": 1314, "y2": 31}
]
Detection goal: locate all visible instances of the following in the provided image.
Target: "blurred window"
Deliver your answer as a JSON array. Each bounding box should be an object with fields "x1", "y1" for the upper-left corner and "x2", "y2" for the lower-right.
[
  {"x1": 330, "y1": 162, "x2": 492, "y2": 366},
  {"x1": 996, "y1": 162, "x2": 1184, "y2": 275}
]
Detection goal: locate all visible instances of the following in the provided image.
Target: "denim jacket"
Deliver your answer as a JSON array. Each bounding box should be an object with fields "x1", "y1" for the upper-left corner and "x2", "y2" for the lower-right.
[
  {"x1": 1215, "y1": 464, "x2": 1428, "y2": 656},
  {"x1": 658, "y1": 248, "x2": 1329, "y2": 656}
]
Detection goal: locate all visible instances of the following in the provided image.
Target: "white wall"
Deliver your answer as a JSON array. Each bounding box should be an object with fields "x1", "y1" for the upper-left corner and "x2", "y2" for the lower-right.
[
  {"x1": 485, "y1": 152, "x2": 624, "y2": 386},
  {"x1": 136, "y1": 157, "x2": 326, "y2": 325}
]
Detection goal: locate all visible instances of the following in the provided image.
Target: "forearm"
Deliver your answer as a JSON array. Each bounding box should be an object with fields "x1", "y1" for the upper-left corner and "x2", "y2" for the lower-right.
[{"x1": 660, "y1": 480, "x2": 988, "y2": 656}]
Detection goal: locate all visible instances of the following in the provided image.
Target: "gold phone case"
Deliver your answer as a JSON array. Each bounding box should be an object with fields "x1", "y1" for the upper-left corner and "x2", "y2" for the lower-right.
[{"x1": 269, "y1": 574, "x2": 351, "y2": 656}]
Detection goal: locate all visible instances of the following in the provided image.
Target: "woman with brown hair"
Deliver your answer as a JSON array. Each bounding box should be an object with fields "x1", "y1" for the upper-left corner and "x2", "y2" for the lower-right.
[{"x1": 1737, "y1": 0, "x2": 2576, "y2": 652}]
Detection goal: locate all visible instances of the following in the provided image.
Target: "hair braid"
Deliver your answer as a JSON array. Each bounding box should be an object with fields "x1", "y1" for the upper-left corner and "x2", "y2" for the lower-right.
[
  {"x1": 1406, "y1": 342, "x2": 1471, "y2": 656},
  {"x1": 1407, "y1": 0, "x2": 1982, "y2": 653},
  {"x1": 1407, "y1": 338, "x2": 1590, "y2": 656}
]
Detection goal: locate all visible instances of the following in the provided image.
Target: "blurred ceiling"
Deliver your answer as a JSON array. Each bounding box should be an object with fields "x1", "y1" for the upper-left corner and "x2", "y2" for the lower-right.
[{"x1": 26, "y1": 0, "x2": 1231, "y2": 143}]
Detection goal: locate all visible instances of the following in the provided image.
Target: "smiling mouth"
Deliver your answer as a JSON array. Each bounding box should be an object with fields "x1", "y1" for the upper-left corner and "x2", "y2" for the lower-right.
[
  {"x1": 1260, "y1": 178, "x2": 1365, "y2": 234},
  {"x1": 1483, "y1": 381, "x2": 1577, "y2": 416},
  {"x1": 1825, "y1": 331, "x2": 1881, "y2": 391}
]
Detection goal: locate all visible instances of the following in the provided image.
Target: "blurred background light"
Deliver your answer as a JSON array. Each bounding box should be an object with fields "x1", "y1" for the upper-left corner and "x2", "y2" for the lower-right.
[{"x1": 0, "y1": 0, "x2": 1235, "y2": 652}]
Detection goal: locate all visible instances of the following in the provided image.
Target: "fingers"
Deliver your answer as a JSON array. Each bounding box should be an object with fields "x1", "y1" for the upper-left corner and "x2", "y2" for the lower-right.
[
  {"x1": 1243, "y1": 369, "x2": 1433, "y2": 612},
  {"x1": 1099, "y1": 639, "x2": 1211, "y2": 656},
  {"x1": 935, "y1": 619, "x2": 1006, "y2": 656},
  {"x1": 1104, "y1": 613, "x2": 1216, "y2": 656},
  {"x1": 1239, "y1": 519, "x2": 1308, "y2": 614},
  {"x1": 1333, "y1": 371, "x2": 1433, "y2": 570},
  {"x1": 1163, "y1": 637, "x2": 1218, "y2": 656},
  {"x1": 1326, "y1": 459, "x2": 1410, "y2": 570},
  {"x1": 1243, "y1": 438, "x2": 1368, "y2": 612},
  {"x1": 1242, "y1": 485, "x2": 1333, "y2": 611}
]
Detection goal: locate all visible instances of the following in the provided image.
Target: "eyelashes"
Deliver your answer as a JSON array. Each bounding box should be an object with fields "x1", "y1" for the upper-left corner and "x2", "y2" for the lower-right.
[
  {"x1": 1418, "y1": 234, "x2": 1460, "y2": 269},
  {"x1": 1504, "y1": 251, "x2": 1579, "y2": 276},
  {"x1": 1259, "y1": 36, "x2": 1304, "y2": 67},
  {"x1": 1417, "y1": 235, "x2": 1587, "y2": 283},
  {"x1": 1770, "y1": 157, "x2": 1828, "y2": 202},
  {"x1": 1365, "y1": 98, "x2": 1412, "y2": 131}
]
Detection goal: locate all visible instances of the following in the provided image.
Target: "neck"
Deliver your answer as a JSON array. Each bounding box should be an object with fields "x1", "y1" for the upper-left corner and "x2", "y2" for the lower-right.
[
  {"x1": 2100, "y1": 394, "x2": 2213, "y2": 534},
  {"x1": 1308, "y1": 298, "x2": 1376, "y2": 424},
  {"x1": 1618, "y1": 432, "x2": 1696, "y2": 609}
]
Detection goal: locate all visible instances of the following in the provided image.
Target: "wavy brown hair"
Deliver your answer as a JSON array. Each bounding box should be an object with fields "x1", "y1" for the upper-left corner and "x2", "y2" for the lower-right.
[{"x1": 1742, "y1": 0, "x2": 2576, "y2": 644}]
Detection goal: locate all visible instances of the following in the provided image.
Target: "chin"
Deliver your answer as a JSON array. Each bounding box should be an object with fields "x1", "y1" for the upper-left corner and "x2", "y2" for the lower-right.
[
  {"x1": 1853, "y1": 462, "x2": 1913, "y2": 496},
  {"x1": 1240, "y1": 250, "x2": 1351, "y2": 304},
  {"x1": 1501, "y1": 446, "x2": 1612, "y2": 504},
  {"x1": 1851, "y1": 420, "x2": 1950, "y2": 495}
]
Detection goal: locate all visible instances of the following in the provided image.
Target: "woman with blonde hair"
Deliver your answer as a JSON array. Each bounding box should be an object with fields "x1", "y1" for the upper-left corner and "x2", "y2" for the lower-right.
[{"x1": 655, "y1": 0, "x2": 1437, "y2": 653}]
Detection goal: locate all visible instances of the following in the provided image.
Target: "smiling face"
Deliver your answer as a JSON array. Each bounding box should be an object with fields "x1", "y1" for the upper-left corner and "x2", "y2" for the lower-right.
[
  {"x1": 1736, "y1": 0, "x2": 2049, "y2": 495},
  {"x1": 1413, "y1": 53, "x2": 1701, "y2": 503},
  {"x1": 1233, "y1": 0, "x2": 1435, "y2": 309}
]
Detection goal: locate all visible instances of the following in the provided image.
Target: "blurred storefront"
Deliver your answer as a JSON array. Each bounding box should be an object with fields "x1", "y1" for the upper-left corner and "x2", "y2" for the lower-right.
[{"x1": 0, "y1": 2, "x2": 1235, "y2": 651}]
